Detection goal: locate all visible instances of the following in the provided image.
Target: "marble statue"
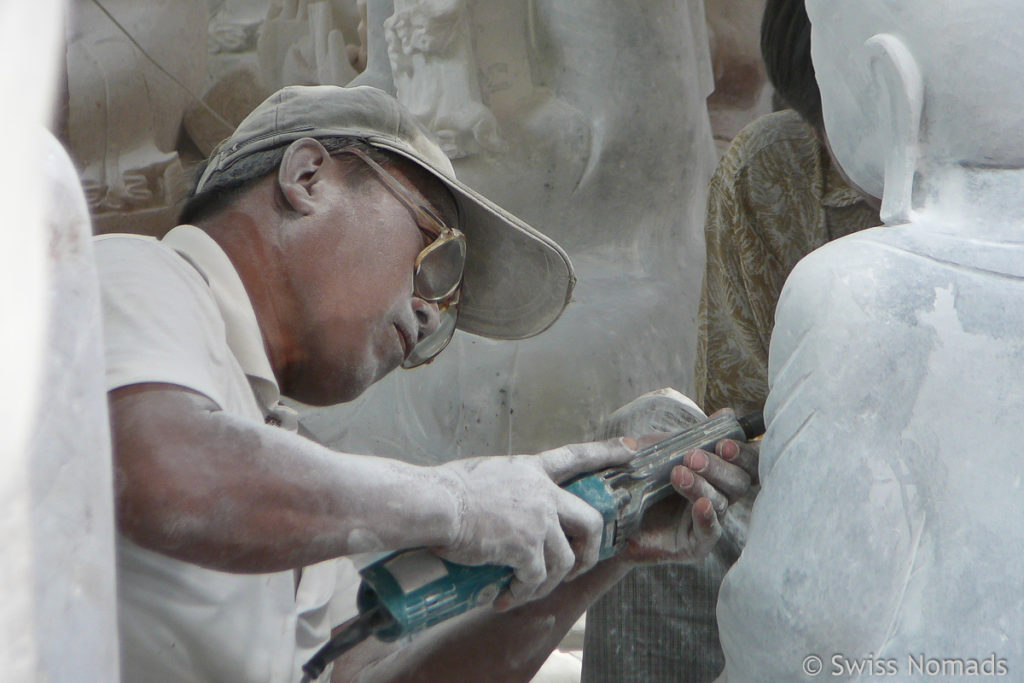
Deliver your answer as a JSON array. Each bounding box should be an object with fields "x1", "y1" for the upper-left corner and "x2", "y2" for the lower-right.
[
  {"x1": 301, "y1": 0, "x2": 717, "y2": 466},
  {"x1": 716, "y1": 1, "x2": 1024, "y2": 679},
  {"x1": 2, "y1": 2, "x2": 120, "y2": 678}
]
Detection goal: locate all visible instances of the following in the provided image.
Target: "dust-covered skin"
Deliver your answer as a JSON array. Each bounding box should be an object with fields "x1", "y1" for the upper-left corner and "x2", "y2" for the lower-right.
[
  {"x1": 433, "y1": 438, "x2": 640, "y2": 607},
  {"x1": 113, "y1": 384, "x2": 635, "y2": 596}
]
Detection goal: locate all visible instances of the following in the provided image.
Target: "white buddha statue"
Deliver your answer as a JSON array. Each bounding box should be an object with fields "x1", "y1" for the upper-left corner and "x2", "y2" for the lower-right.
[{"x1": 717, "y1": 1, "x2": 1024, "y2": 679}]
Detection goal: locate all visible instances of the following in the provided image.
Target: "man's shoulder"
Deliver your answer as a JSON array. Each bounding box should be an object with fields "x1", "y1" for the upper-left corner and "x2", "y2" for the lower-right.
[
  {"x1": 95, "y1": 232, "x2": 166, "y2": 269},
  {"x1": 94, "y1": 232, "x2": 165, "y2": 260},
  {"x1": 94, "y1": 231, "x2": 218, "y2": 322}
]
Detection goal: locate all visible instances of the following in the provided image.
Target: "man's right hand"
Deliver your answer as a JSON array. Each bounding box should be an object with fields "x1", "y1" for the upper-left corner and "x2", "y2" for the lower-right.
[{"x1": 431, "y1": 438, "x2": 638, "y2": 609}]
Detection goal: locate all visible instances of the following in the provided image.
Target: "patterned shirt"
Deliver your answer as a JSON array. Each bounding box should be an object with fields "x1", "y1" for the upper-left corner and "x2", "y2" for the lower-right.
[{"x1": 695, "y1": 109, "x2": 880, "y2": 416}]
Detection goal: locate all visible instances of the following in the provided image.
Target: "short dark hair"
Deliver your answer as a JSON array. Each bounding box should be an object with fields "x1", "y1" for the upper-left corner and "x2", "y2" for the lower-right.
[
  {"x1": 178, "y1": 136, "x2": 395, "y2": 225},
  {"x1": 761, "y1": 0, "x2": 822, "y2": 130}
]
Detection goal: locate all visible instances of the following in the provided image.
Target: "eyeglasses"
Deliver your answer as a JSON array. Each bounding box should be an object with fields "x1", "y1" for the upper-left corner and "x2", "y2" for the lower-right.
[{"x1": 334, "y1": 147, "x2": 466, "y2": 368}]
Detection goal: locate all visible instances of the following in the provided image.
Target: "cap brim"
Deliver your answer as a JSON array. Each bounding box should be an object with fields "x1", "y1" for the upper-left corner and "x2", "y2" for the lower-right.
[{"x1": 371, "y1": 139, "x2": 576, "y2": 340}]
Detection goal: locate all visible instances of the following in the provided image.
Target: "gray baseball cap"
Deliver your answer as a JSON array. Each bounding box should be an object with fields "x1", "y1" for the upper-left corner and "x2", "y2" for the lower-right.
[{"x1": 197, "y1": 85, "x2": 575, "y2": 341}]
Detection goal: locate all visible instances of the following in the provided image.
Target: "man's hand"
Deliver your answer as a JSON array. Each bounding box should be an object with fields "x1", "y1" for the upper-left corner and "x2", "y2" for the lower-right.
[
  {"x1": 598, "y1": 388, "x2": 760, "y2": 566},
  {"x1": 432, "y1": 438, "x2": 638, "y2": 609},
  {"x1": 622, "y1": 429, "x2": 759, "y2": 564}
]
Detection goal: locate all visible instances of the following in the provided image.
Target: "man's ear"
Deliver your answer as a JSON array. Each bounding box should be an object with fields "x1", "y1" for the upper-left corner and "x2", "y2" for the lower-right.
[{"x1": 278, "y1": 137, "x2": 331, "y2": 215}]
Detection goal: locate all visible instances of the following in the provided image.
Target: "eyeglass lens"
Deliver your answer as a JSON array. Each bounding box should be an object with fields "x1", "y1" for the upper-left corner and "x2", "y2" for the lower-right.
[
  {"x1": 415, "y1": 236, "x2": 466, "y2": 302},
  {"x1": 401, "y1": 305, "x2": 459, "y2": 368}
]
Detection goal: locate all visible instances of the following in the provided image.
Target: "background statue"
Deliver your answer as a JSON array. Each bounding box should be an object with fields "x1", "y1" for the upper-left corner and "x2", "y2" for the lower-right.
[
  {"x1": 63, "y1": 0, "x2": 209, "y2": 236},
  {"x1": 717, "y1": 1, "x2": 1024, "y2": 678}
]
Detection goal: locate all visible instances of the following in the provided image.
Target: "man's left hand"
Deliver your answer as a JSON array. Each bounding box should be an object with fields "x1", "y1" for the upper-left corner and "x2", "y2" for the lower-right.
[{"x1": 621, "y1": 430, "x2": 759, "y2": 565}]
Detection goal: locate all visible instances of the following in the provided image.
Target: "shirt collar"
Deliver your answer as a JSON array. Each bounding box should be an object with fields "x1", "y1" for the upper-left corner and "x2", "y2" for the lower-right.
[{"x1": 161, "y1": 225, "x2": 282, "y2": 410}]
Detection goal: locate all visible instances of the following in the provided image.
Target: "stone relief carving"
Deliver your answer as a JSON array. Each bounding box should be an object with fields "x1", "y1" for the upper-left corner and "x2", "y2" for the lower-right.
[
  {"x1": 259, "y1": 0, "x2": 363, "y2": 92},
  {"x1": 63, "y1": 0, "x2": 208, "y2": 235},
  {"x1": 62, "y1": 0, "x2": 370, "y2": 235},
  {"x1": 384, "y1": 0, "x2": 500, "y2": 158},
  {"x1": 209, "y1": 0, "x2": 266, "y2": 56},
  {"x1": 187, "y1": 0, "x2": 275, "y2": 157}
]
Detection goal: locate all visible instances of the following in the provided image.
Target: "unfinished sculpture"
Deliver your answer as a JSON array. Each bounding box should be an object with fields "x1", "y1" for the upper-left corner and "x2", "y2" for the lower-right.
[
  {"x1": 717, "y1": 1, "x2": 1024, "y2": 678},
  {"x1": 4, "y1": 1, "x2": 119, "y2": 678},
  {"x1": 303, "y1": 0, "x2": 717, "y2": 462},
  {"x1": 29, "y1": 129, "x2": 121, "y2": 682}
]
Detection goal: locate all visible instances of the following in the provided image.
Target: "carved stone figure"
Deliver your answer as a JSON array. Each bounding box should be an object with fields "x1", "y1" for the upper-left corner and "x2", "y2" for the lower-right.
[
  {"x1": 258, "y1": 0, "x2": 363, "y2": 92},
  {"x1": 302, "y1": 0, "x2": 717, "y2": 468},
  {"x1": 717, "y1": 1, "x2": 1024, "y2": 678},
  {"x1": 385, "y1": 0, "x2": 500, "y2": 158},
  {"x1": 63, "y1": 0, "x2": 208, "y2": 236},
  {"x1": 185, "y1": 0, "x2": 275, "y2": 156}
]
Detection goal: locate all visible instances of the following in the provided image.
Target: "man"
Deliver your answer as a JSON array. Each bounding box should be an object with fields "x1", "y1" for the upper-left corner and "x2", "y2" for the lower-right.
[{"x1": 99, "y1": 84, "x2": 756, "y2": 681}]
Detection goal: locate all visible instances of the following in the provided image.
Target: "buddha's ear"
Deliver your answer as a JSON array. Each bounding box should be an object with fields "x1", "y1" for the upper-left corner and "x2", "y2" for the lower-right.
[
  {"x1": 278, "y1": 137, "x2": 332, "y2": 215},
  {"x1": 864, "y1": 33, "x2": 923, "y2": 224}
]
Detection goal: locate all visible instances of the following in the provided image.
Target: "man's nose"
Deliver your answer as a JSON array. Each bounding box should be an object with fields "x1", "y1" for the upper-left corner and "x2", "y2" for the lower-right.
[{"x1": 411, "y1": 297, "x2": 442, "y2": 342}]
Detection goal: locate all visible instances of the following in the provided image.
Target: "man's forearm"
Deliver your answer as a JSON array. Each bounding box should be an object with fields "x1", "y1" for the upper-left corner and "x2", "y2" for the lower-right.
[
  {"x1": 112, "y1": 384, "x2": 460, "y2": 572},
  {"x1": 337, "y1": 557, "x2": 634, "y2": 683}
]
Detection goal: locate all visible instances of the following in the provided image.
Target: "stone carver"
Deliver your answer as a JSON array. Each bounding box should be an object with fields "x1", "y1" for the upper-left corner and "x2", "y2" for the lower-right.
[
  {"x1": 716, "y1": 0, "x2": 1024, "y2": 679},
  {"x1": 98, "y1": 84, "x2": 756, "y2": 682}
]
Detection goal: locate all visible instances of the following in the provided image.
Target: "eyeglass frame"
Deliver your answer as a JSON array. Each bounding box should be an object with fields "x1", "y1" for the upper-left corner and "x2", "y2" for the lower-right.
[{"x1": 331, "y1": 145, "x2": 467, "y2": 367}]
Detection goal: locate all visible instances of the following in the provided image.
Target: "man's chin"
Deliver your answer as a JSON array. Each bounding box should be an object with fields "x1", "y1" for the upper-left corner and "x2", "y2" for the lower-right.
[{"x1": 284, "y1": 360, "x2": 398, "y2": 407}]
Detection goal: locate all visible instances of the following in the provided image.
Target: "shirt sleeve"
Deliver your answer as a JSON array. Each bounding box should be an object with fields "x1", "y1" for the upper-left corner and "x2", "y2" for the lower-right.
[
  {"x1": 95, "y1": 235, "x2": 234, "y2": 410},
  {"x1": 696, "y1": 144, "x2": 776, "y2": 416},
  {"x1": 695, "y1": 114, "x2": 826, "y2": 416}
]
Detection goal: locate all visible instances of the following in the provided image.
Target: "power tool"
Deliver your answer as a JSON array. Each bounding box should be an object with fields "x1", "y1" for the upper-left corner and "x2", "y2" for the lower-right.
[{"x1": 302, "y1": 410, "x2": 764, "y2": 679}]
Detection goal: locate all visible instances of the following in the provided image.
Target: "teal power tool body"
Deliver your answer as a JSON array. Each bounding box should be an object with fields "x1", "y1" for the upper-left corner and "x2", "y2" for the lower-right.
[{"x1": 302, "y1": 410, "x2": 764, "y2": 679}]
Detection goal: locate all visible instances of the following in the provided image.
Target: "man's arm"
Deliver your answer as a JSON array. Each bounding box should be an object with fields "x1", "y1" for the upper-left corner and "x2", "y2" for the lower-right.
[{"x1": 112, "y1": 381, "x2": 644, "y2": 605}]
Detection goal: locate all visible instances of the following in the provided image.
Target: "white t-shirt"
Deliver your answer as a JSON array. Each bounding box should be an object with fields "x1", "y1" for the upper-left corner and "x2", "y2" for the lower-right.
[{"x1": 96, "y1": 226, "x2": 360, "y2": 683}]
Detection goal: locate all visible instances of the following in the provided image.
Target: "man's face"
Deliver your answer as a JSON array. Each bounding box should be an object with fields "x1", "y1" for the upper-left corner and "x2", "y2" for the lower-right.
[{"x1": 280, "y1": 153, "x2": 459, "y2": 405}]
